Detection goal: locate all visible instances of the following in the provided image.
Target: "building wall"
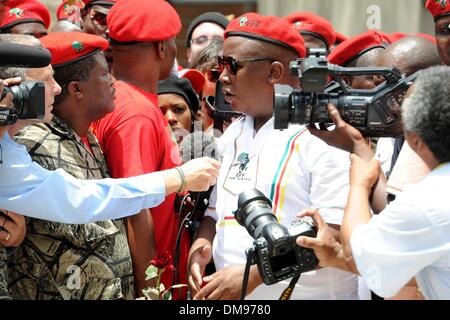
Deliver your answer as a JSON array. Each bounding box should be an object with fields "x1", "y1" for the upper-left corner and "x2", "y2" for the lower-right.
[{"x1": 259, "y1": 0, "x2": 435, "y2": 38}]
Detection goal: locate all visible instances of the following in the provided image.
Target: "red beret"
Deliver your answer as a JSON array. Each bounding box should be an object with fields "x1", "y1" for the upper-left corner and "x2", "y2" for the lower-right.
[
  {"x1": 107, "y1": 0, "x2": 181, "y2": 43},
  {"x1": 0, "y1": 1, "x2": 51, "y2": 30},
  {"x1": 284, "y1": 12, "x2": 336, "y2": 49},
  {"x1": 426, "y1": 0, "x2": 450, "y2": 20},
  {"x1": 40, "y1": 31, "x2": 109, "y2": 67},
  {"x1": 328, "y1": 30, "x2": 387, "y2": 66},
  {"x1": 83, "y1": 0, "x2": 116, "y2": 8},
  {"x1": 390, "y1": 32, "x2": 436, "y2": 44},
  {"x1": 377, "y1": 30, "x2": 393, "y2": 45},
  {"x1": 334, "y1": 31, "x2": 348, "y2": 44},
  {"x1": 179, "y1": 69, "x2": 206, "y2": 94},
  {"x1": 225, "y1": 12, "x2": 306, "y2": 58},
  {"x1": 57, "y1": 0, "x2": 85, "y2": 21}
]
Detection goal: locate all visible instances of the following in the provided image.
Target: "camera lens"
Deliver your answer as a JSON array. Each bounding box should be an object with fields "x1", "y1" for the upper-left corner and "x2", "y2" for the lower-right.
[{"x1": 235, "y1": 189, "x2": 278, "y2": 239}]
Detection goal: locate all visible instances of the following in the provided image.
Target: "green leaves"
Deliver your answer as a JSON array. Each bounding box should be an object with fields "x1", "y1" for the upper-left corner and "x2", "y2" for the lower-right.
[{"x1": 145, "y1": 265, "x2": 159, "y2": 281}]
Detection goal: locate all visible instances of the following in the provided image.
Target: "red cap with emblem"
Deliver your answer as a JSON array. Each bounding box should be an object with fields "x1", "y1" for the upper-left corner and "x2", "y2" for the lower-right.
[
  {"x1": 0, "y1": 0, "x2": 51, "y2": 30},
  {"x1": 40, "y1": 31, "x2": 109, "y2": 67},
  {"x1": 57, "y1": 0, "x2": 85, "y2": 21},
  {"x1": 328, "y1": 30, "x2": 387, "y2": 66},
  {"x1": 107, "y1": 0, "x2": 181, "y2": 43},
  {"x1": 284, "y1": 11, "x2": 336, "y2": 49},
  {"x1": 225, "y1": 12, "x2": 306, "y2": 58},
  {"x1": 426, "y1": 0, "x2": 450, "y2": 20}
]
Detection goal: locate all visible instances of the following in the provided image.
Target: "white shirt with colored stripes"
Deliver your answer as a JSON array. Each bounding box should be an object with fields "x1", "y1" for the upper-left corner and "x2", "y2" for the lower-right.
[{"x1": 206, "y1": 116, "x2": 359, "y2": 300}]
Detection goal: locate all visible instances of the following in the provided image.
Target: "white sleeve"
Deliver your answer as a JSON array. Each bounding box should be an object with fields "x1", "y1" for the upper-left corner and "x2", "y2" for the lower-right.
[
  {"x1": 302, "y1": 136, "x2": 350, "y2": 225},
  {"x1": 350, "y1": 198, "x2": 448, "y2": 298},
  {"x1": 205, "y1": 184, "x2": 218, "y2": 222}
]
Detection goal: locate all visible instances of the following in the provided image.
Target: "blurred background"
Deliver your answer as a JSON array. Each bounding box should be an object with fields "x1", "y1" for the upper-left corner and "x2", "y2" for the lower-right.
[{"x1": 41, "y1": 0, "x2": 434, "y2": 67}]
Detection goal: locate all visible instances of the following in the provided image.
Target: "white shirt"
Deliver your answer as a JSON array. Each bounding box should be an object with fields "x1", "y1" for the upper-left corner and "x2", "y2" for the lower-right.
[
  {"x1": 375, "y1": 138, "x2": 395, "y2": 176},
  {"x1": 351, "y1": 163, "x2": 450, "y2": 300},
  {"x1": 0, "y1": 132, "x2": 165, "y2": 224},
  {"x1": 207, "y1": 117, "x2": 359, "y2": 300}
]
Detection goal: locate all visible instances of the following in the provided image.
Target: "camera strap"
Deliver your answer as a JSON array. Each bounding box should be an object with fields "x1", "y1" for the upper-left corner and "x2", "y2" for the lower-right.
[
  {"x1": 240, "y1": 247, "x2": 256, "y2": 300},
  {"x1": 279, "y1": 272, "x2": 301, "y2": 301}
]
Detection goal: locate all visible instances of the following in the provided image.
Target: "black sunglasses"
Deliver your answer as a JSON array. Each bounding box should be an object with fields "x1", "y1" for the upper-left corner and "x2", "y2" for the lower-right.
[
  {"x1": 90, "y1": 9, "x2": 108, "y2": 28},
  {"x1": 217, "y1": 56, "x2": 274, "y2": 75},
  {"x1": 205, "y1": 68, "x2": 221, "y2": 82}
]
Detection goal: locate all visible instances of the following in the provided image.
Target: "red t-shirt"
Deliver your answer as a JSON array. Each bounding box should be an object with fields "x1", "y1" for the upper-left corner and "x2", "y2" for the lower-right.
[{"x1": 93, "y1": 81, "x2": 189, "y2": 297}]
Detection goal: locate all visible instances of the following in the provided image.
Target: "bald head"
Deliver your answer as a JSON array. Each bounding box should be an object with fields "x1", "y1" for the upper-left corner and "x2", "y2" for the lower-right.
[{"x1": 377, "y1": 36, "x2": 442, "y2": 76}]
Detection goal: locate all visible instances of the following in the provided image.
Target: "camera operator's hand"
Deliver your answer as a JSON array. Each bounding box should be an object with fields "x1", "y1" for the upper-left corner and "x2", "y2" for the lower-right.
[
  {"x1": 308, "y1": 103, "x2": 373, "y2": 161},
  {"x1": 180, "y1": 157, "x2": 220, "y2": 192},
  {"x1": 0, "y1": 211, "x2": 26, "y2": 248},
  {"x1": 188, "y1": 244, "x2": 212, "y2": 295},
  {"x1": 350, "y1": 154, "x2": 381, "y2": 190},
  {"x1": 296, "y1": 209, "x2": 351, "y2": 272},
  {"x1": 193, "y1": 264, "x2": 262, "y2": 300},
  {"x1": 0, "y1": 77, "x2": 22, "y2": 109}
]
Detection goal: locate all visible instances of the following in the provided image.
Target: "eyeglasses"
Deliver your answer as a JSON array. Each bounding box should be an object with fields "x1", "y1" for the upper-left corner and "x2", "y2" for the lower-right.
[
  {"x1": 90, "y1": 9, "x2": 108, "y2": 28},
  {"x1": 190, "y1": 35, "x2": 223, "y2": 46},
  {"x1": 217, "y1": 56, "x2": 274, "y2": 76},
  {"x1": 205, "y1": 68, "x2": 221, "y2": 82}
]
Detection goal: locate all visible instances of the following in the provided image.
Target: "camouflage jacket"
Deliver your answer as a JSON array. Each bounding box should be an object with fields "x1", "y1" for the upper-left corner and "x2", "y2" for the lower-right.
[
  {"x1": 0, "y1": 247, "x2": 11, "y2": 300},
  {"x1": 7, "y1": 116, "x2": 134, "y2": 300}
]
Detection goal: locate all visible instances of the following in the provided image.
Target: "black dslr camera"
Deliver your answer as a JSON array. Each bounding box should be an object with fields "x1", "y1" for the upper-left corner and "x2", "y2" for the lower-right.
[
  {"x1": 274, "y1": 48, "x2": 417, "y2": 138},
  {"x1": 0, "y1": 81, "x2": 46, "y2": 126},
  {"x1": 235, "y1": 189, "x2": 318, "y2": 286}
]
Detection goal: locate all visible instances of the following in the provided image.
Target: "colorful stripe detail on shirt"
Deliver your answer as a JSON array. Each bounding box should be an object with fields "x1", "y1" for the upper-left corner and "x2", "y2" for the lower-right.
[{"x1": 270, "y1": 128, "x2": 307, "y2": 214}]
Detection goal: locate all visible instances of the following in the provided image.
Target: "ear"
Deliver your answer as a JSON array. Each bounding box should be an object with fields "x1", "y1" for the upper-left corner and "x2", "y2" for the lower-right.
[
  {"x1": 67, "y1": 81, "x2": 84, "y2": 100},
  {"x1": 268, "y1": 61, "x2": 284, "y2": 85},
  {"x1": 156, "y1": 41, "x2": 166, "y2": 60}
]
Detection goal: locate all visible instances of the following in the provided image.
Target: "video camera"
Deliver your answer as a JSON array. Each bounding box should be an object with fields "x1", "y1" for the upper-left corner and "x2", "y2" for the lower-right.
[
  {"x1": 274, "y1": 48, "x2": 417, "y2": 138},
  {"x1": 235, "y1": 189, "x2": 318, "y2": 286},
  {"x1": 0, "y1": 82, "x2": 46, "y2": 126},
  {"x1": 0, "y1": 43, "x2": 51, "y2": 126}
]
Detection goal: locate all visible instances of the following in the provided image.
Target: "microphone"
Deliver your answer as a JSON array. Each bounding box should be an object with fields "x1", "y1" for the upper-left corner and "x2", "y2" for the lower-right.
[
  {"x1": 0, "y1": 43, "x2": 51, "y2": 68},
  {"x1": 179, "y1": 131, "x2": 218, "y2": 164}
]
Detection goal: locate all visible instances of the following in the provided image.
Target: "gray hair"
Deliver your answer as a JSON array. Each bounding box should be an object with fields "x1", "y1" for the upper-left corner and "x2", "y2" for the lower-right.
[
  {"x1": 0, "y1": 34, "x2": 42, "y2": 80},
  {"x1": 402, "y1": 65, "x2": 450, "y2": 162},
  {"x1": 189, "y1": 39, "x2": 223, "y2": 71}
]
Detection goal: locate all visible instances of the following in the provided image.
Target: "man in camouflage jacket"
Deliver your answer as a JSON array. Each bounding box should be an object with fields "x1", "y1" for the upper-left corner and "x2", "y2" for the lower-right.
[{"x1": 7, "y1": 34, "x2": 135, "y2": 300}]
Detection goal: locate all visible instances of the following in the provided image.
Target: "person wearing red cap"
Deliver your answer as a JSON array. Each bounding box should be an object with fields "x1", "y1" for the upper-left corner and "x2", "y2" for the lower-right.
[
  {"x1": 426, "y1": 0, "x2": 450, "y2": 66},
  {"x1": 189, "y1": 13, "x2": 359, "y2": 301},
  {"x1": 92, "y1": 0, "x2": 191, "y2": 299},
  {"x1": 0, "y1": 0, "x2": 50, "y2": 38},
  {"x1": 328, "y1": 30, "x2": 388, "y2": 90},
  {"x1": 284, "y1": 11, "x2": 336, "y2": 54},
  {"x1": 8, "y1": 32, "x2": 137, "y2": 300}
]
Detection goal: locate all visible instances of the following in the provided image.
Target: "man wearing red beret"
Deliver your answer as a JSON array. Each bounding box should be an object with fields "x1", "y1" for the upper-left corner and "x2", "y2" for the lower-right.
[
  {"x1": 92, "y1": 0, "x2": 189, "y2": 299},
  {"x1": 284, "y1": 11, "x2": 336, "y2": 54},
  {"x1": 426, "y1": 0, "x2": 450, "y2": 66},
  {"x1": 328, "y1": 30, "x2": 387, "y2": 90},
  {"x1": 8, "y1": 32, "x2": 137, "y2": 300},
  {"x1": 189, "y1": 13, "x2": 358, "y2": 300},
  {"x1": 0, "y1": 0, "x2": 50, "y2": 38}
]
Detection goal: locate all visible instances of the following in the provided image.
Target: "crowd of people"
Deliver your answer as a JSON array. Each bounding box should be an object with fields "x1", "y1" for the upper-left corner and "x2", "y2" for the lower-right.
[{"x1": 0, "y1": 0, "x2": 449, "y2": 301}]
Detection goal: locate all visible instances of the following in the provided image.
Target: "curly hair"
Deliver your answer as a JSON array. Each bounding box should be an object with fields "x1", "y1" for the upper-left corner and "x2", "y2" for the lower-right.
[{"x1": 402, "y1": 65, "x2": 450, "y2": 163}]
